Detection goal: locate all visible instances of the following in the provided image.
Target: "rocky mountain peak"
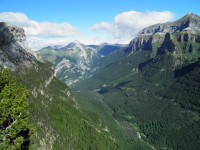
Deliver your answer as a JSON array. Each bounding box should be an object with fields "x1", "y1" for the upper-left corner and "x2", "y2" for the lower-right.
[
  {"x1": 182, "y1": 12, "x2": 199, "y2": 20},
  {"x1": 64, "y1": 41, "x2": 84, "y2": 49},
  {"x1": 138, "y1": 13, "x2": 200, "y2": 36},
  {"x1": 0, "y1": 22, "x2": 37, "y2": 71}
]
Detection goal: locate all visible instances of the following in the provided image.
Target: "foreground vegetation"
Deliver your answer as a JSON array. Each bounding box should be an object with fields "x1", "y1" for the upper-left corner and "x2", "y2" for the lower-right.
[{"x1": 0, "y1": 69, "x2": 32, "y2": 149}]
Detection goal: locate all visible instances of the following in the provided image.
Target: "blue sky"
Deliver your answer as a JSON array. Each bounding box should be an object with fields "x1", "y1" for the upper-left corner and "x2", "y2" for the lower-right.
[{"x1": 0, "y1": 0, "x2": 199, "y2": 49}]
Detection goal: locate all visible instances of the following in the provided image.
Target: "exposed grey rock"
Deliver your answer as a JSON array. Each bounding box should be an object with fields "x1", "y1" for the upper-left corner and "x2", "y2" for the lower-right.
[
  {"x1": 139, "y1": 13, "x2": 200, "y2": 36},
  {"x1": 0, "y1": 22, "x2": 37, "y2": 71},
  {"x1": 124, "y1": 34, "x2": 164, "y2": 53}
]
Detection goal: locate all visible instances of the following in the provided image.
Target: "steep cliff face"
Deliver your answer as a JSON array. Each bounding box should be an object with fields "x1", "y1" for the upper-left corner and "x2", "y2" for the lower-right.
[
  {"x1": 0, "y1": 22, "x2": 36, "y2": 71},
  {"x1": 125, "y1": 13, "x2": 200, "y2": 66},
  {"x1": 124, "y1": 34, "x2": 164, "y2": 53}
]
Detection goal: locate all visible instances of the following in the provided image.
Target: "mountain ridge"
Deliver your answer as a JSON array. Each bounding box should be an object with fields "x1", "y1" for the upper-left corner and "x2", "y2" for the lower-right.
[
  {"x1": 124, "y1": 13, "x2": 200, "y2": 69},
  {"x1": 36, "y1": 41, "x2": 125, "y2": 85},
  {"x1": 139, "y1": 12, "x2": 200, "y2": 36}
]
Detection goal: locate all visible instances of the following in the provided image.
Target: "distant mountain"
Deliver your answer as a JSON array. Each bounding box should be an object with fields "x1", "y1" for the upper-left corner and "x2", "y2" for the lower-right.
[
  {"x1": 36, "y1": 41, "x2": 97, "y2": 85},
  {"x1": 36, "y1": 41, "x2": 124, "y2": 85}
]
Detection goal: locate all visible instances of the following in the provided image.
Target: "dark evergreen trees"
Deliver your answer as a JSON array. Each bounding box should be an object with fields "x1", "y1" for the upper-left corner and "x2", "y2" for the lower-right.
[{"x1": 0, "y1": 70, "x2": 31, "y2": 150}]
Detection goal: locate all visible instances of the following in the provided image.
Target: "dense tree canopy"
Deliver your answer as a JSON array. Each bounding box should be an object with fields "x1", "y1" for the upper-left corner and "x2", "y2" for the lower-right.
[{"x1": 0, "y1": 70, "x2": 31, "y2": 150}]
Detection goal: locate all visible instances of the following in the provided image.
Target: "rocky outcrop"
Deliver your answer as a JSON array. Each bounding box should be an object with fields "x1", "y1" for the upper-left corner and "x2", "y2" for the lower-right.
[
  {"x1": 0, "y1": 22, "x2": 36, "y2": 71},
  {"x1": 124, "y1": 34, "x2": 164, "y2": 53},
  {"x1": 131, "y1": 36, "x2": 153, "y2": 51}
]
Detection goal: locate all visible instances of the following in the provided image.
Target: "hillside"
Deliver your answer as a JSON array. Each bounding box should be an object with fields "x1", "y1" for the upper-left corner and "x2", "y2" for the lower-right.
[
  {"x1": 0, "y1": 23, "x2": 121, "y2": 149},
  {"x1": 73, "y1": 13, "x2": 200, "y2": 149}
]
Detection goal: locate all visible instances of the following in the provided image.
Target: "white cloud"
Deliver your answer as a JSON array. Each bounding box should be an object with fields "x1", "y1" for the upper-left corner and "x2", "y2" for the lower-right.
[
  {"x1": 0, "y1": 11, "x2": 175, "y2": 50},
  {"x1": 91, "y1": 11, "x2": 175, "y2": 42},
  {"x1": 91, "y1": 22, "x2": 112, "y2": 32},
  {"x1": 0, "y1": 12, "x2": 115, "y2": 50},
  {"x1": 0, "y1": 12, "x2": 79, "y2": 37},
  {"x1": 27, "y1": 36, "x2": 113, "y2": 50},
  {"x1": 27, "y1": 37, "x2": 66, "y2": 50}
]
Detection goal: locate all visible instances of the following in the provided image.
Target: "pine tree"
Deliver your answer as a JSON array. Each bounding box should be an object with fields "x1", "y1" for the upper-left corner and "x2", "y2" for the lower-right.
[{"x1": 0, "y1": 70, "x2": 31, "y2": 150}]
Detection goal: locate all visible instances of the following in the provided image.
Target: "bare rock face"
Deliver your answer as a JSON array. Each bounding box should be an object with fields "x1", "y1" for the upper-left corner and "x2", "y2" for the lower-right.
[
  {"x1": 130, "y1": 36, "x2": 153, "y2": 51},
  {"x1": 124, "y1": 34, "x2": 164, "y2": 53},
  {"x1": 0, "y1": 22, "x2": 36, "y2": 71}
]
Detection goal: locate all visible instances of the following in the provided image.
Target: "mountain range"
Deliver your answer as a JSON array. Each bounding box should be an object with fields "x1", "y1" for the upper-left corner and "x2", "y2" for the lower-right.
[
  {"x1": 1, "y1": 12, "x2": 200, "y2": 150},
  {"x1": 36, "y1": 41, "x2": 125, "y2": 85}
]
